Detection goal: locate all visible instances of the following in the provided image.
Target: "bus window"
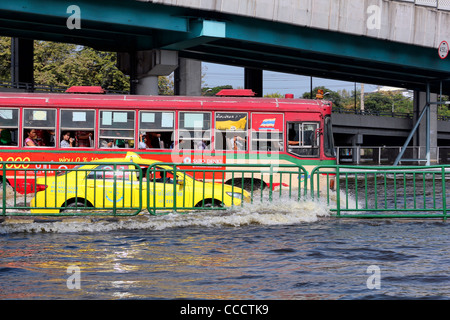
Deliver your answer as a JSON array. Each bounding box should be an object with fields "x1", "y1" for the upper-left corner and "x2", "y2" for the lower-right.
[
  {"x1": 287, "y1": 122, "x2": 319, "y2": 157},
  {"x1": 23, "y1": 109, "x2": 56, "y2": 147},
  {"x1": 178, "y1": 112, "x2": 211, "y2": 150},
  {"x1": 60, "y1": 110, "x2": 95, "y2": 148},
  {"x1": 215, "y1": 112, "x2": 248, "y2": 151},
  {"x1": 99, "y1": 110, "x2": 135, "y2": 149},
  {"x1": 251, "y1": 113, "x2": 284, "y2": 152},
  {"x1": 0, "y1": 108, "x2": 19, "y2": 146},
  {"x1": 139, "y1": 111, "x2": 174, "y2": 149}
]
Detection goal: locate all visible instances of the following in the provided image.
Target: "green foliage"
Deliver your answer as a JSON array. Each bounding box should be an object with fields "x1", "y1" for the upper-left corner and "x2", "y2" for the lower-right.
[
  {"x1": 0, "y1": 37, "x2": 11, "y2": 81},
  {"x1": 0, "y1": 37, "x2": 175, "y2": 94},
  {"x1": 364, "y1": 91, "x2": 412, "y2": 114},
  {"x1": 158, "y1": 74, "x2": 174, "y2": 95},
  {"x1": 264, "y1": 92, "x2": 284, "y2": 98},
  {"x1": 301, "y1": 85, "x2": 415, "y2": 114},
  {"x1": 202, "y1": 85, "x2": 232, "y2": 96},
  {"x1": 33, "y1": 41, "x2": 130, "y2": 91},
  {"x1": 303, "y1": 86, "x2": 344, "y2": 108}
]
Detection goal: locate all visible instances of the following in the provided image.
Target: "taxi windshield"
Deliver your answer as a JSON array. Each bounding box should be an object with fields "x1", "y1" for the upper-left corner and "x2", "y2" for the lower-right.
[{"x1": 57, "y1": 165, "x2": 85, "y2": 176}]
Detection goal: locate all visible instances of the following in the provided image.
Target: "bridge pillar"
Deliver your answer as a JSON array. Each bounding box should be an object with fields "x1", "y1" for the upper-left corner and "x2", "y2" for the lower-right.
[
  {"x1": 413, "y1": 91, "x2": 438, "y2": 164},
  {"x1": 10, "y1": 38, "x2": 34, "y2": 91},
  {"x1": 244, "y1": 68, "x2": 263, "y2": 97},
  {"x1": 351, "y1": 133, "x2": 363, "y2": 164},
  {"x1": 174, "y1": 58, "x2": 201, "y2": 96},
  {"x1": 118, "y1": 50, "x2": 178, "y2": 95}
]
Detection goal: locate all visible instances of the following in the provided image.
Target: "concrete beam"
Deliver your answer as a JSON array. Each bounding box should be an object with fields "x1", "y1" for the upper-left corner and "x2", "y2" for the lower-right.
[
  {"x1": 153, "y1": 0, "x2": 450, "y2": 49},
  {"x1": 118, "y1": 50, "x2": 178, "y2": 95}
]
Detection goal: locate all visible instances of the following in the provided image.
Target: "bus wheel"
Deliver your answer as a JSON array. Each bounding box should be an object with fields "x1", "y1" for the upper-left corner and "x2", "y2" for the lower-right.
[
  {"x1": 226, "y1": 178, "x2": 265, "y2": 192},
  {"x1": 195, "y1": 199, "x2": 223, "y2": 208}
]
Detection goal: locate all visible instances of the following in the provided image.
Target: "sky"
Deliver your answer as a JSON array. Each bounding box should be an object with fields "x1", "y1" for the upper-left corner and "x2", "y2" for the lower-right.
[{"x1": 202, "y1": 62, "x2": 380, "y2": 98}]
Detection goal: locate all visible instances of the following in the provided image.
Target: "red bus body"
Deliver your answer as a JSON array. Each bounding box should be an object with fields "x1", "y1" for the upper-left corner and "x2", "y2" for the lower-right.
[{"x1": 0, "y1": 90, "x2": 336, "y2": 193}]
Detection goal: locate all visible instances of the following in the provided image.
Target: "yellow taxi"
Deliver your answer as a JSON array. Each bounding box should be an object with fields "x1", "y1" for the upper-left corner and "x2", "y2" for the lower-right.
[{"x1": 30, "y1": 152, "x2": 250, "y2": 214}]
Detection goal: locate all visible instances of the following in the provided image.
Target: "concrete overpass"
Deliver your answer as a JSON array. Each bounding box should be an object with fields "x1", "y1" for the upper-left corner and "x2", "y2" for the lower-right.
[
  {"x1": 1, "y1": 0, "x2": 450, "y2": 93},
  {"x1": 332, "y1": 110, "x2": 450, "y2": 146}
]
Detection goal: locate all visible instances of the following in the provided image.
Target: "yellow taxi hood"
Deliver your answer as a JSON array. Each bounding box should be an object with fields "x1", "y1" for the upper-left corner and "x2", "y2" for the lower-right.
[{"x1": 89, "y1": 152, "x2": 160, "y2": 166}]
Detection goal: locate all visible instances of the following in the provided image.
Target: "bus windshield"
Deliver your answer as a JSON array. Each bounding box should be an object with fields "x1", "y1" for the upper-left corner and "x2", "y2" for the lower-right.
[{"x1": 324, "y1": 116, "x2": 336, "y2": 158}]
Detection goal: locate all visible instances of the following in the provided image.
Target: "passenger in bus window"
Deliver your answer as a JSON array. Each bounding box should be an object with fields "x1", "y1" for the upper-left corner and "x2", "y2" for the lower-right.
[
  {"x1": 115, "y1": 138, "x2": 125, "y2": 148},
  {"x1": 175, "y1": 139, "x2": 189, "y2": 149},
  {"x1": 288, "y1": 124, "x2": 300, "y2": 146},
  {"x1": 76, "y1": 131, "x2": 93, "y2": 147},
  {"x1": 288, "y1": 131, "x2": 300, "y2": 146},
  {"x1": 139, "y1": 133, "x2": 148, "y2": 149},
  {"x1": 149, "y1": 132, "x2": 163, "y2": 148},
  {"x1": 233, "y1": 135, "x2": 245, "y2": 151},
  {"x1": 24, "y1": 129, "x2": 38, "y2": 147},
  {"x1": 196, "y1": 140, "x2": 207, "y2": 150},
  {"x1": 0, "y1": 128, "x2": 12, "y2": 145},
  {"x1": 44, "y1": 130, "x2": 55, "y2": 147},
  {"x1": 60, "y1": 132, "x2": 74, "y2": 148},
  {"x1": 100, "y1": 139, "x2": 115, "y2": 148}
]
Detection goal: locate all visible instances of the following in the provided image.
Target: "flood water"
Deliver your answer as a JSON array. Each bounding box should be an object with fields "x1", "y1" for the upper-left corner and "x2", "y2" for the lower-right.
[{"x1": 1, "y1": 192, "x2": 449, "y2": 301}]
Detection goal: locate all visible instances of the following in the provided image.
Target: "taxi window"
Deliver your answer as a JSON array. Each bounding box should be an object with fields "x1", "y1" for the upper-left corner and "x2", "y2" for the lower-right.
[{"x1": 87, "y1": 165, "x2": 130, "y2": 180}]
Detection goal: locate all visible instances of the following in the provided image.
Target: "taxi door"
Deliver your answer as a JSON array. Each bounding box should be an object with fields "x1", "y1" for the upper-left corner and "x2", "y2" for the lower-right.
[
  {"x1": 146, "y1": 167, "x2": 191, "y2": 211},
  {"x1": 86, "y1": 164, "x2": 135, "y2": 210}
]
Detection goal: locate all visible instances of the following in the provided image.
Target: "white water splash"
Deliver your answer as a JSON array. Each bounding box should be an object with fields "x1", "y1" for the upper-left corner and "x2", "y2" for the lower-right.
[{"x1": 0, "y1": 195, "x2": 332, "y2": 234}]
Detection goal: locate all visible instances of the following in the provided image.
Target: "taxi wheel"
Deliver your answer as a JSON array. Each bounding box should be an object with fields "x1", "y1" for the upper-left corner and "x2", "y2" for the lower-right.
[
  {"x1": 195, "y1": 199, "x2": 223, "y2": 208},
  {"x1": 64, "y1": 200, "x2": 91, "y2": 211}
]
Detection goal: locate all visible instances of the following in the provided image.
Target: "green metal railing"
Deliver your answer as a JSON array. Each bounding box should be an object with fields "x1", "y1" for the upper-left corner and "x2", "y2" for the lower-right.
[
  {"x1": 2, "y1": 160, "x2": 449, "y2": 220},
  {"x1": 0, "y1": 161, "x2": 308, "y2": 217},
  {"x1": 145, "y1": 163, "x2": 308, "y2": 215},
  {"x1": 311, "y1": 165, "x2": 449, "y2": 220},
  {"x1": 1, "y1": 161, "x2": 144, "y2": 217}
]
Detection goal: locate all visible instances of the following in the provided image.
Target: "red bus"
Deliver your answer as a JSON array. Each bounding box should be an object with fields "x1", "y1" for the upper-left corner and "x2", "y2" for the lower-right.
[{"x1": 0, "y1": 87, "x2": 336, "y2": 193}]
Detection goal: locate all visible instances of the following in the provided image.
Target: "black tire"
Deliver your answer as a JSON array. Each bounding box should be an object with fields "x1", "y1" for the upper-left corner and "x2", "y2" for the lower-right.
[
  {"x1": 195, "y1": 199, "x2": 223, "y2": 208},
  {"x1": 64, "y1": 200, "x2": 89, "y2": 211}
]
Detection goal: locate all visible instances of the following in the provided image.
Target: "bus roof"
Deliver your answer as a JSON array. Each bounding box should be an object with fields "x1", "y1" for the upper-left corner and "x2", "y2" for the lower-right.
[{"x1": 0, "y1": 91, "x2": 332, "y2": 112}]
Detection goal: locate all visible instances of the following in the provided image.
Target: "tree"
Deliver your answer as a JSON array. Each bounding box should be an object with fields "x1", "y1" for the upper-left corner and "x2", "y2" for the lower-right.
[
  {"x1": 302, "y1": 86, "x2": 344, "y2": 108},
  {"x1": 0, "y1": 37, "x2": 178, "y2": 94},
  {"x1": 34, "y1": 42, "x2": 130, "y2": 91},
  {"x1": 202, "y1": 85, "x2": 232, "y2": 96},
  {"x1": 364, "y1": 91, "x2": 412, "y2": 114},
  {"x1": 158, "y1": 74, "x2": 174, "y2": 95},
  {"x1": 264, "y1": 92, "x2": 284, "y2": 98},
  {"x1": 0, "y1": 37, "x2": 11, "y2": 81}
]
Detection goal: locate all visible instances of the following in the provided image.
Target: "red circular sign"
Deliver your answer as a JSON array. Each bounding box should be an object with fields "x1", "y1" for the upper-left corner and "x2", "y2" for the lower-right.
[{"x1": 439, "y1": 41, "x2": 449, "y2": 59}]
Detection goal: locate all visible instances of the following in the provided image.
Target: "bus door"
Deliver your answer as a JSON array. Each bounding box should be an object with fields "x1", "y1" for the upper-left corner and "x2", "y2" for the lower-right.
[{"x1": 286, "y1": 115, "x2": 320, "y2": 157}]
